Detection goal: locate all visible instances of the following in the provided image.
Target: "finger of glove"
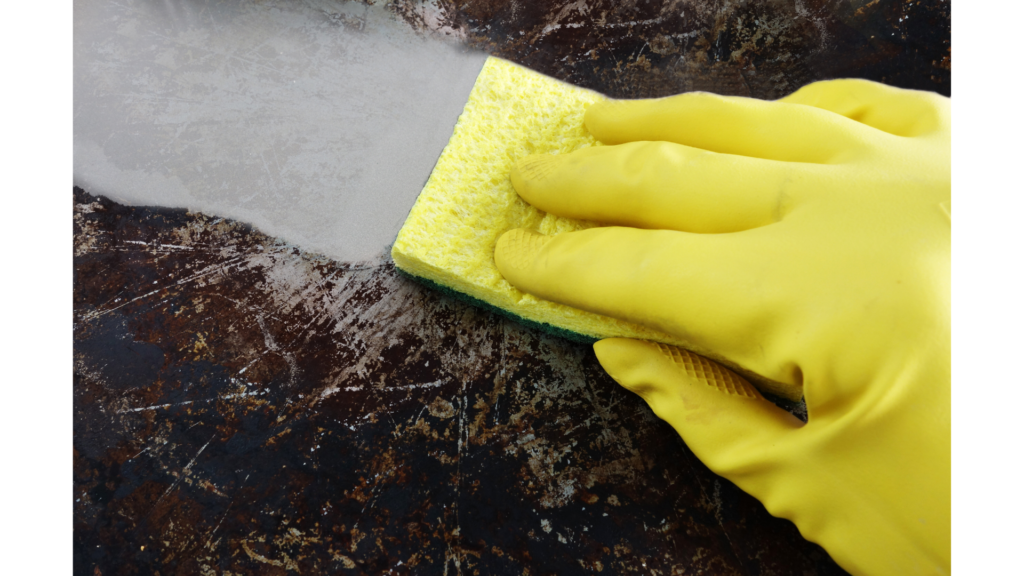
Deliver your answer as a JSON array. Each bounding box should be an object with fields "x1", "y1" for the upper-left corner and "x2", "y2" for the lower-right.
[
  {"x1": 779, "y1": 78, "x2": 949, "y2": 137},
  {"x1": 512, "y1": 142, "x2": 818, "y2": 234},
  {"x1": 584, "y1": 93, "x2": 870, "y2": 164},
  {"x1": 494, "y1": 226, "x2": 785, "y2": 365},
  {"x1": 594, "y1": 338, "x2": 802, "y2": 477}
]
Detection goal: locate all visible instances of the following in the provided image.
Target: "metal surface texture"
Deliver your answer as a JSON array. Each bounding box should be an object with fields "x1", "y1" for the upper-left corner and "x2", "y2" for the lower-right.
[
  {"x1": 74, "y1": 188, "x2": 838, "y2": 574},
  {"x1": 392, "y1": 0, "x2": 950, "y2": 99},
  {"x1": 74, "y1": 1, "x2": 949, "y2": 574}
]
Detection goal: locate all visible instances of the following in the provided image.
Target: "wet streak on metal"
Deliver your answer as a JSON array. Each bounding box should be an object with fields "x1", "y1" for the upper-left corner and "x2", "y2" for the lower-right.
[{"x1": 73, "y1": 188, "x2": 846, "y2": 574}]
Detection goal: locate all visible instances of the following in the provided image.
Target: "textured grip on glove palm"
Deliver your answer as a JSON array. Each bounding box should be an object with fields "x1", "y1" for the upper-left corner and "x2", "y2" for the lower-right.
[{"x1": 654, "y1": 343, "x2": 758, "y2": 399}]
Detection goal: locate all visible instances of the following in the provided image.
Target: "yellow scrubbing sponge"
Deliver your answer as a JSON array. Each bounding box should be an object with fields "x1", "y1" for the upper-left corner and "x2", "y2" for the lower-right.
[{"x1": 391, "y1": 57, "x2": 800, "y2": 401}]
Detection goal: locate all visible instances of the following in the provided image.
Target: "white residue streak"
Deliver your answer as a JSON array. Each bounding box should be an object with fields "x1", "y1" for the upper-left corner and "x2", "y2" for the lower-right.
[
  {"x1": 124, "y1": 240, "x2": 194, "y2": 250},
  {"x1": 540, "y1": 21, "x2": 585, "y2": 35},
  {"x1": 600, "y1": 17, "x2": 664, "y2": 29},
  {"x1": 319, "y1": 379, "x2": 445, "y2": 400},
  {"x1": 120, "y1": 388, "x2": 265, "y2": 413}
]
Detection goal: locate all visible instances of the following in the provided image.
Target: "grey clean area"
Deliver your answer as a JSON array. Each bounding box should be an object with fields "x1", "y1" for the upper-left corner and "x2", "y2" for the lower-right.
[{"x1": 75, "y1": 0, "x2": 487, "y2": 263}]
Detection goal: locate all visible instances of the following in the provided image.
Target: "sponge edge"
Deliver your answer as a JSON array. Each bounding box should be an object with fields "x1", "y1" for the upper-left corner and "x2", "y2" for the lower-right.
[{"x1": 391, "y1": 57, "x2": 801, "y2": 402}]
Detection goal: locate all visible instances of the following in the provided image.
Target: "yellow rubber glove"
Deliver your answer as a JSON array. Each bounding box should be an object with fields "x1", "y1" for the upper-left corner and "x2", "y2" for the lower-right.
[{"x1": 494, "y1": 80, "x2": 950, "y2": 575}]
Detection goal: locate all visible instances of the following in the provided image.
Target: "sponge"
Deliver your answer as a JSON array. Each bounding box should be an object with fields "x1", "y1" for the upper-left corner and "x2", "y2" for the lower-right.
[{"x1": 391, "y1": 57, "x2": 800, "y2": 402}]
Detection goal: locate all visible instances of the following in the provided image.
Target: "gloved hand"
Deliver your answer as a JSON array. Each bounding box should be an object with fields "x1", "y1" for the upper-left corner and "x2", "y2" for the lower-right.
[{"x1": 494, "y1": 80, "x2": 950, "y2": 575}]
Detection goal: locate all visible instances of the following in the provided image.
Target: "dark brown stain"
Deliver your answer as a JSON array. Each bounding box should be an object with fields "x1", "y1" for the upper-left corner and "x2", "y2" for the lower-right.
[
  {"x1": 389, "y1": 0, "x2": 950, "y2": 99},
  {"x1": 74, "y1": 187, "x2": 845, "y2": 574}
]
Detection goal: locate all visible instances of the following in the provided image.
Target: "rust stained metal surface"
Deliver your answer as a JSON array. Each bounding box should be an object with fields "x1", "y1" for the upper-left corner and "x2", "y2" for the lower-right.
[
  {"x1": 74, "y1": 1, "x2": 950, "y2": 573},
  {"x1": 391, "y1": 0, "x2": 950, "y2": 99},
  {"x1": 73, "y1": 188, "x2": 844, "y2": 574}
]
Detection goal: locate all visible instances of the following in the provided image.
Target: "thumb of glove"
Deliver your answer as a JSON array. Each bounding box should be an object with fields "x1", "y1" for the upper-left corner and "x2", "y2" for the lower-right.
[{"x1": 594, "y1": 338, "x2": 803, "y2": 482}]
